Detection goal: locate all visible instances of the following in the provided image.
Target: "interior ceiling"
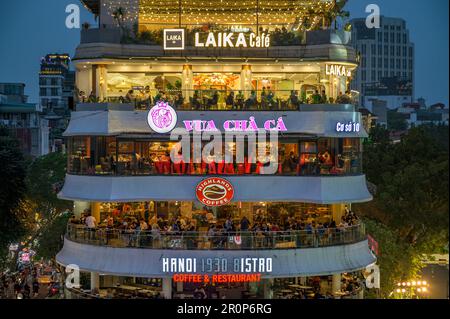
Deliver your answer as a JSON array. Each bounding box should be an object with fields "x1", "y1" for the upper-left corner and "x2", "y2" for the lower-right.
[{"x1": 139, "y1": 0, "x2": 335, "y2": 26}]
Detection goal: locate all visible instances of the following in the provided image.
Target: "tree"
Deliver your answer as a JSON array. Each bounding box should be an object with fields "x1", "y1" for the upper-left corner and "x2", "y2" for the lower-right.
[
  {"x1": 355, "y1": 124, "x2": 449, "y2": 296},
  {"x1": 0, "y1": 127, "x2": 27, "y2": 265},
  {"x1": 387, "y1": 110, "x2": 408, "y2": 131}
]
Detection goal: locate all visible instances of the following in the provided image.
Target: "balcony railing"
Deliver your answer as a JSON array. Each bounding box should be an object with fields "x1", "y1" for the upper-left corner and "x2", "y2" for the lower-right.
[
  {"x1": 66, "y1": 223, "x2": 366, "y2": 250},
  {"x1": 77, "y1": 89, "x2": 356, "y2": 112}
]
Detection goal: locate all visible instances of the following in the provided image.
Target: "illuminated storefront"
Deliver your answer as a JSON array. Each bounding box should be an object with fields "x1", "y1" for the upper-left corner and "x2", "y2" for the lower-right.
[{"x1": 58, "y1": 0, "x2": 375, "y2": 300}]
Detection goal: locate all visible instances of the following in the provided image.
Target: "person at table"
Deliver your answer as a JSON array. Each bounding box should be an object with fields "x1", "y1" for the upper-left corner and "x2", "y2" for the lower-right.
[
  {"x1": 85, "y1": 211, "x2": 97, "y2": 240},
  {"x1": 240, "y1": 216, "x2": 250, "y2": 231},
  {"x1": 311, "y1": 90, "x2": 321, "y2": 104},
  {"x1": 235, "y1": 91, "x2": 244, "y2": 110},
  {"x1": 125, "y1": 90, "x2": 135, "y2": 103},
  {"x1": 288, "y1": 151, "x2": 299, "y2": 172},
  {"x1": 207, "y1": 90, "x2": 219, "y2": 109},
  {"x1": 320, "y1": 90, "x2": 328, "y2": 104},
  {"x1": 192, "y1": 91, "x2": 202, "y2": 110},
  {"x1": 289, "y1": 90, "x2": 299, "y2": 109},
  {"x1": 244, "y1": 91, "x2": 257, "y2": 110},
  {"x1": 225, "y1": 91, "x2": 235, "y2": 109},
  {"x1": 173, "y1": 93, "x2": 184, "y2": 109}
]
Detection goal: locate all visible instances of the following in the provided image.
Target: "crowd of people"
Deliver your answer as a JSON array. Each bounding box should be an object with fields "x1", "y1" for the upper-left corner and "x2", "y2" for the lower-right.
[
  {"x1": 69, "y1": 204, "x2": 361, "y2": 249},
  {"x1": 0, "y1": 263, "x2": 61, "y2": 299}
]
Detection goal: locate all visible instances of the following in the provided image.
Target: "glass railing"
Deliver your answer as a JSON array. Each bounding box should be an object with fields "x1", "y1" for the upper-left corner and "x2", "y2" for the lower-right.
[
  {"x1": 67, "y1": 153, "x2": 363, "y2": 177},
  {"x1": 66, "y1": 223, "x2": 366, "y2": 250},
  {"x1": 78, "y1": 89, "x2": 355, "y2": 111}
]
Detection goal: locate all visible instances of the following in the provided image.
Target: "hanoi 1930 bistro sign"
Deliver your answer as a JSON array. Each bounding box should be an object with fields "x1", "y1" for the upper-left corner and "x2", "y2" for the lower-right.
[{"x1": 163, "y1": 28, "x2": 270, "y2": 50}]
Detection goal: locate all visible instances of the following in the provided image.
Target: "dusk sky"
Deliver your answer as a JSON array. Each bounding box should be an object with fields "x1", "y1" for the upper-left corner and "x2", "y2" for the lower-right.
[{"x1": 0, "y1": 0, "x2": 448, "y2": 106}]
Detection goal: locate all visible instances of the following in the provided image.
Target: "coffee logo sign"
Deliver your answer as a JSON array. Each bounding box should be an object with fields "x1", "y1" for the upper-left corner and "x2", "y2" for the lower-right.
[
  {"x1": 196, "y1": 177, "x2": 234, "y2": 207},
  {"x1": 164, "y1": 29, "x2": 185, "y2": 50}
]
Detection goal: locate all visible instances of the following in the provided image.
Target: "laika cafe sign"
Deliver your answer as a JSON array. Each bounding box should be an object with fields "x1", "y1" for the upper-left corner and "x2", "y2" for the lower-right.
[
  {"x1": 195, "y1": 32, "x2": 270, "y2": 48},
  {"x1": 196, "y1": 177, "x2": 234, "y2": 207}
]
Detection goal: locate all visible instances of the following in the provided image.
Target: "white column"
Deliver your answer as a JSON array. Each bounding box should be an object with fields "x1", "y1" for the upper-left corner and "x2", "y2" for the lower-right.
[
  {"x1": 332, "y1": 273, "x2": 342, "y2": 299},
  {"x1": 240, "y1": 65, "x2": 252, "y2": 98},
  {"x1": 182, "y1": 64, "x2": 193, "y2": 99},
  {"x1": 162, "y1": 278, "x2": 172, "y2": 299},
  {"x1": 96, "y1": 65, "x2": 108, "y2": 102},
  {"x1": 90, "y1": 272, "x2": 100, "y2": 293}
]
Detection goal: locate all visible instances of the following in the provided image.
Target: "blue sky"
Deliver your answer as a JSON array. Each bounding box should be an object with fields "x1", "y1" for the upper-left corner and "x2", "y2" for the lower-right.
[{"x1": 0, "y1": 0, "x2": 448, "y2": 106}]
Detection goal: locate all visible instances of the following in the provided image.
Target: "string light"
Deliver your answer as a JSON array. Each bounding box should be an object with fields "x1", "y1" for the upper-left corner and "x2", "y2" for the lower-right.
[{"x1": 95, "y1": 0, "x2": 336, "y2": 30}]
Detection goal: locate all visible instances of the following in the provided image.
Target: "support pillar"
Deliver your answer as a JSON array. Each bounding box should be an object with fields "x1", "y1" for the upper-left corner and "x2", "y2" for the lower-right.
[
  {"x1": 332, "y1": 273, "x2": 342, "y2": 299},
  {"x1": 91, "y1": 202, "x2": 101, "y2": 223},
  {"x1": 182, "y1": 64, "x2": 193, "y2": 100},
  {"x1": 95, "y1": 65, "x2": 107, "y2": 102},
  {"x1": 162, "y1": 277, "x2": 172, "y2": 299},
  {"x1": 240, "y1": 64, "x2": 252, "y2": 98},
  {"x1": 90, "y1": 272, "x2": 100, "y2": 293}
]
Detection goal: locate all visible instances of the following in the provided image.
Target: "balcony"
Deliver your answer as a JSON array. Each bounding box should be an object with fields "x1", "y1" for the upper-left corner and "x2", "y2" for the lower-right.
[
  {"x1": 56, "y1": 223, "x2": 376, "y2": 278},
  {"x1": 75, "y1": 27, "x2": 356, "y2": 62},
  {"x1": 76, "y1": 89, "x2": 357, "y2": 112},
  {"x1": 66, "y1": 223, "x2": 366, "y2": 250}
]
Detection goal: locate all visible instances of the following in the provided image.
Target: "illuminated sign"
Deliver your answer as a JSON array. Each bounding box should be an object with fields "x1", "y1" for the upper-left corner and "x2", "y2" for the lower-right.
[
  {"x1": 183, "y1": 117, "x2": 287, "y2": 132},
  {"x1": 163, "y1": 29, "x2": 185, "y2": 50},
  {"x1": 162, "y1": 257, "x2": 272, "y2": 273},
  {"x1": 195, "y1": 32, "x2": 270, "y2": 48},
  {"x1": 336, "y1": 121, "x2": 360, "y2": 133},
  {"x1": 147, "y1": 101, "x2": 178, "y2": 133},
  {"x1": 326, "y1": 64, "x2": 352, "y2": 77},
  {"x1": 196, "y1": 177, "x2": 234, "y2": 207}
]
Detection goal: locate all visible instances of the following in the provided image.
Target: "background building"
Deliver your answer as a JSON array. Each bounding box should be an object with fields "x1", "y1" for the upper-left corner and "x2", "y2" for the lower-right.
[
  {"x1": 350, "y1": 16, "x2": 415, "y2": 107},
  {"x1": 39, "y1": 53, "x2": 75, "y2": 152},
  {"x1": 0, "y1": 83, "x2": 49, "y2": 157}
]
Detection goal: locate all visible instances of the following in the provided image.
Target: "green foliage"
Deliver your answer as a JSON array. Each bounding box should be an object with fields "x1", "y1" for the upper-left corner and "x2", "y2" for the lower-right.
[
  {"x1": 387, "y1": 110, "x2": 408, "y2": 131},
  {"x1": 356, "y1": 124, "x2": 449, "y2": 297},
  {"x1": 362, "y1": 218, "x2": 423, "y2": 298},
  {"x1": 0, "y1": 128, "x2": 27, "y2": 255},
  {"x1": 35, "y1": 212, "x2": 71, "y2": 260}
]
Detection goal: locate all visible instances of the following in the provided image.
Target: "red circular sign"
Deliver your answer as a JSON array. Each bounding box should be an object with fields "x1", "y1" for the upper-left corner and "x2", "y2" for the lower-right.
[{"x1": 195, "y1": 177, "x2": 235, "y2": 207}]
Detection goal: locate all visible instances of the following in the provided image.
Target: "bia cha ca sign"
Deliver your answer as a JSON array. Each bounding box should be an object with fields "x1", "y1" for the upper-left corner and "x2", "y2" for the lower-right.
[
  {"x1": 325, "y1": 64, "x2": 352, "y2": 77},
  {"x1": 147, "y1": 101, "x2": 178, "y2": 133},
  {"x1": 164, "y1": 29, "x2": 185, "y2": 50},
  {"x1": 196, "y1": 177, "x2": 234, "y2": 207},
  {"x1": 195, "y1": 32, "x2": 270, "y2": 48}
]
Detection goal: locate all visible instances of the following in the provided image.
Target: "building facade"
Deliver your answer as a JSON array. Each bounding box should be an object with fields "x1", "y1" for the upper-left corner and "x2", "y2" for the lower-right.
[
  {"x1": 39, "y1": 53, "x2": 75, "y2": 152},
  {"x1": 56, "y1": 0, "x2": 376, "y2": 299},
  {"x1": 0, "y1": 83, "x2": 49, "y2": 157},
  {"x1": 350, "y1": 16, "x2": 415, "y2": 106}
]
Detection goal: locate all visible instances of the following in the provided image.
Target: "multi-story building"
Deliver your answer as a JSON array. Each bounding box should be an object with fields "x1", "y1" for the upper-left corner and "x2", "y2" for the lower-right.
[
  {"x1": 56, "y1": 0, "x2": 376, "y2": 299},
  {"x1": 0, "y1": 83, "x2": 49, "y2": 157},
  {"x1": 350, "y1": 16, "x2": 415, "y2": 106},
  {"x1": 39, "y1": 53, "x2": 75, "y2": 152}
]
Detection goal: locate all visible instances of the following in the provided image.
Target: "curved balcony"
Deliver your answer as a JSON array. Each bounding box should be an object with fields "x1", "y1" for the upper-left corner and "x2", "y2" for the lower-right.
[
  {"x1": 66, "y1": 223, "x2": 366, "y2": 250},
  {"x1": 57, "y1": 224, "x2": 376, "y2": 278}
]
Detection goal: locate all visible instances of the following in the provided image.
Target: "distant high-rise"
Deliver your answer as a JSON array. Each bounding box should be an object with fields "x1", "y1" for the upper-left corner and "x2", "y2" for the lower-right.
[
  {"x1": 350, "y1": 16, "x2": 415, "y2": 108},
  {"x1": 39, "y1": 53, "x2": 75, "y2": 152},
  {"x1": 0, "y1": 83, "x2": 49, "y2": 157}
]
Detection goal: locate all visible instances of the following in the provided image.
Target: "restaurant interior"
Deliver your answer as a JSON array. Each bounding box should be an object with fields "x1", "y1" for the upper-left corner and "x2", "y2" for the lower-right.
[{"x1": 67, "y1": 136, "x2": 362, "y2": 176}]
